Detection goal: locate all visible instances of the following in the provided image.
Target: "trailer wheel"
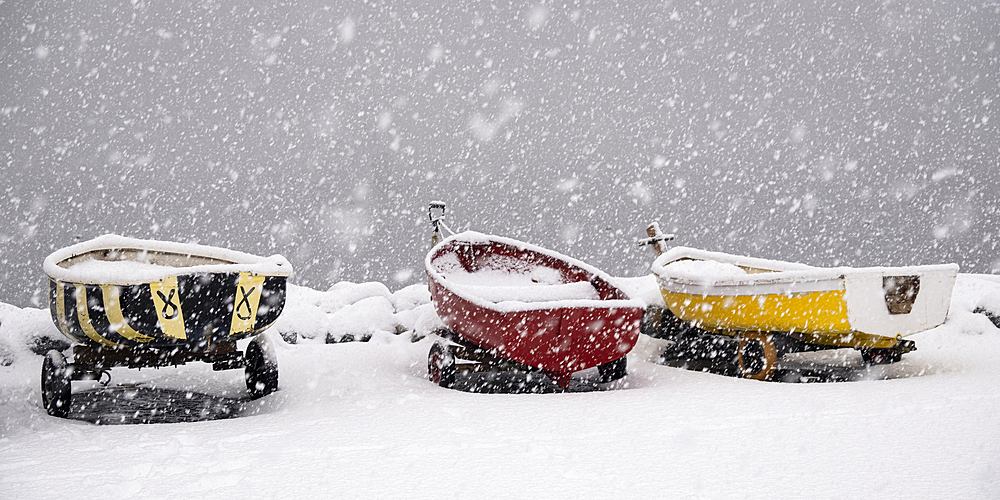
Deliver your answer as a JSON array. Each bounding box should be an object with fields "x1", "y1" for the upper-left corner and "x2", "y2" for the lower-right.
[
  {"x1": 737, "y1": 333, "x2": 777, "y2": 381},
  {"x1": 860, "y1": 347, "x2": 902, "y2": 365},
  {"x1": 598, "y1": 356, "x2": 628, "y2": 383},
  {"x1": 41, "y1": 350, "x2": 72, "y2": 417},
  {"x1": 428, "y1": 341, "x2": 456, "y2": 388},
  {"x1": 245, "y1": 335, "x2": 278, "y2": 399}
]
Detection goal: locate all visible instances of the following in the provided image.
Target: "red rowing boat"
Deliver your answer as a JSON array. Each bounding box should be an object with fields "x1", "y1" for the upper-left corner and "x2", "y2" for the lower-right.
[{"x1": 425, "y1": 231, "x2": 644, "y2": 389}]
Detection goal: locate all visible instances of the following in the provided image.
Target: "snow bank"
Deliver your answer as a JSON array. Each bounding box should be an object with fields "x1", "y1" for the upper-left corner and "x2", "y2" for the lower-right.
[
  {"x1": 0, "y1": 303, "x2": 67, "y2": 366},
  {"x1": 273, "y1": 282, "x2": 433, "y2": 343},
  {"x1": 615, "y1": 275, "x2": 664, "y2": 307},
  {"x1": 1, "y1": 274, "x2": 999, "y2": 498}
]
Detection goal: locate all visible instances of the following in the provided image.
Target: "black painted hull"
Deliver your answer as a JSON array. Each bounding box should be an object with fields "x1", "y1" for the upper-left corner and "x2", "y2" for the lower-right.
[{"x1": 48, "y1": 272, "x2": 286, "y2": 349}]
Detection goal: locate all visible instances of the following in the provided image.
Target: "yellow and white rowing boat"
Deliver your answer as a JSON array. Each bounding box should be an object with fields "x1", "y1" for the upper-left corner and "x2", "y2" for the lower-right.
[{"x1": 651, "y1": 246, "x2": 958, "y2": 351}]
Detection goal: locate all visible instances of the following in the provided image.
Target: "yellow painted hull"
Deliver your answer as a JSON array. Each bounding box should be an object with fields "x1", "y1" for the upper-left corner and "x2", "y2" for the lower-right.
[{"x1": 660, "y1": 289, "x2": 900, "y2": 349}]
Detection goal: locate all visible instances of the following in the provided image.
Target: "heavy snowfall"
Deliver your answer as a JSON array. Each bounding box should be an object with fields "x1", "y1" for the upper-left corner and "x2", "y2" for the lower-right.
[{"x1": 1, "y1": 0, "x2": 998, "y2": 498}]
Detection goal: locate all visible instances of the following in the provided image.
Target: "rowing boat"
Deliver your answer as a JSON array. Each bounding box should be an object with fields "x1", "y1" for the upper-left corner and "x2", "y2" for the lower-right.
[
  {"x1": 45, "y1": 235, "x2": 291, "y2": 348},
  {"x1": 652, "y1": 246, "x2": 957, "y2": 348},
  {"x1": 426, "y1": 231, "x2": 644, "y2": 389},
  {"x1": 40, "y1": 235, "x2": 292, "y2": 416}
]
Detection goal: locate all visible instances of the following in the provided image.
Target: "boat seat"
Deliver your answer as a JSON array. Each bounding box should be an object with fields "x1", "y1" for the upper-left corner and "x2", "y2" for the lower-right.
[{"x1": 452, "y1": 281, "x2": 601, "y2": 303}]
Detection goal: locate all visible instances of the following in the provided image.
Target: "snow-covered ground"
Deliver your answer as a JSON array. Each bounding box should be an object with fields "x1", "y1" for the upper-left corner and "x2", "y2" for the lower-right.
[{"x1": 1, "y1": 275, "x2": 999, "y2": 499}]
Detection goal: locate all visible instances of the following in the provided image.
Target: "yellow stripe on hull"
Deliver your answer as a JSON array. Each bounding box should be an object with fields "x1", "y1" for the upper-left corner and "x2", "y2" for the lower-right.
[
  {"x1": 55, "y1": 282, "x2": 71, "y2": 340},
  {"x1": 101, "y1": 285, "x2": 155, "y2": 343},
  {"x1": 55, "y1": 282, "x2": 84, "y2": 344},
  {"x1": 661, "y1": 289, "x2": 899, "y2": 349},
  {"x1": 75, "y1": 285, "x2": 123, "y2": 348}
]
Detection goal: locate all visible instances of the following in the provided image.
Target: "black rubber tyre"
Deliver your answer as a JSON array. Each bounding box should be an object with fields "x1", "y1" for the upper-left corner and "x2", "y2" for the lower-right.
[
  {"x1": 427, "y1": 341, "x2": 456, "y2": 388},
  {"x1": 245, "y1": 336, "x2": 279, "y2": 399},
  {"x1": 737, "y1": 333, "x2": 778, "y2": 381},
  {"x1": 41, "y1": 350, "x2": 72, "y2": 418},
  {"x1": 597, "y1": 356, "x2": 628, "y2": 383},
  {"x1": 860, "y1": 347, "x2": 902, "y2": 365}
]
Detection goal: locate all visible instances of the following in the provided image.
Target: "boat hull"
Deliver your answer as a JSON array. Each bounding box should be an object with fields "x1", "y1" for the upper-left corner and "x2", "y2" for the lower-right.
[
  {"x1": 653, "y1": 247, "x2": 958, "y2": 349},
  {"x1": 427, "y1": 232, "x2": 643, "y2": 383},
  {"x1": 49, "y1": 273, "x2": 286, "y2": 349},
  {"x1": 44, "y1": 235, "x2": 291, "y2": 350},
  {"x1": 429, "y1": 277, "x2": 639, "y2": 374}
]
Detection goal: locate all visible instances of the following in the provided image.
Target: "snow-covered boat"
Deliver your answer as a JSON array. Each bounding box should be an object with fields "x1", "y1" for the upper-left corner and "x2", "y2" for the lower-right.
[
  {"x1": 649, "y1": 246, "x2": 958, "y2": 379},
  {"x1": 40, "y1": 235, "x2": 292, "y2": 417},
  {"x1": 426, "y1": 231, "x2": 644, "y2": 389}
]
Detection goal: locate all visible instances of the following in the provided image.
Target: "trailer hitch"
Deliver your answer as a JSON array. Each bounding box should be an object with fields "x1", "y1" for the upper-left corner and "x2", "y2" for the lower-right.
[{"x1": 859, "y1": 336, "x2": 916, "y2": 365}]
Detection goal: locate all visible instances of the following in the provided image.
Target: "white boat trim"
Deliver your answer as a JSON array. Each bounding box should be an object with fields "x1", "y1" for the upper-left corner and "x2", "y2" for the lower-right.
[{"x1": 44, "y1": 234, "x2": 293, "y2": 285}]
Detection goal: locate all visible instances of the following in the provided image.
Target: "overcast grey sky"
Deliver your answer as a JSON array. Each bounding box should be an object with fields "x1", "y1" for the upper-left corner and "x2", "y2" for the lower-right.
[{"x1": 2, "y1": 0, "x2": 998, "y2": 307}]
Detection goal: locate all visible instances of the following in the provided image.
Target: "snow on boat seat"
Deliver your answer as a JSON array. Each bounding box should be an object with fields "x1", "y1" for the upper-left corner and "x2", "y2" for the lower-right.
[
  {"x1": 432, "y1": 249, "x2": 602, "y2": 303},
  {"x1": 447, "y1": 281, "x2": 601, "y2": 303},
  {"x1": 660, "y1": 259, "x2": 750, "y2": 279},
  {"x1": 46, "y1": 235, "x2": 291, "y2": 285}
]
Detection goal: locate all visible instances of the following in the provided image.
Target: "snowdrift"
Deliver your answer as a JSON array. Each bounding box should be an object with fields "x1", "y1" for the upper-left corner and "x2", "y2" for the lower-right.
[{"x1": 1, "y1": 274, "x2": 998, "y2": 498}]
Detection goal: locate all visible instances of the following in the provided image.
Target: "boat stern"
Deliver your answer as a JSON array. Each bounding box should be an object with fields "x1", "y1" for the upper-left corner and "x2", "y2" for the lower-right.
[
  {"x1": 843, "y1": 264, "x2": 959, "y2": 337},
  {"x1": 559, "y1": 306, "x2": 643, "y2": 371}
]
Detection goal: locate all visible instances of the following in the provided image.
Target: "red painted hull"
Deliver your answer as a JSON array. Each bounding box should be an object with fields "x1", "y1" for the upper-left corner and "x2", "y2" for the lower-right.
[{"x1": 426, "y1": 232, "x2": 643, "y2": 387}]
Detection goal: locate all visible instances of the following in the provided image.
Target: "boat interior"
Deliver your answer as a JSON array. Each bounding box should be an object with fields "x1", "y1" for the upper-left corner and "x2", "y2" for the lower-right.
[
  {"x1": 434, "y1": 240, "x2": 629, "y2": 302},
  {"x1": 56, "y1": 247, "x2": 236, "y2": 270}
]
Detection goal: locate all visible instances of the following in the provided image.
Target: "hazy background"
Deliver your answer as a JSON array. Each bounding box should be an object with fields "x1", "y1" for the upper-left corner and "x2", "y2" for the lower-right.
[{"x1": 2, "y1": 0, "x2": 998, "y2": 308}]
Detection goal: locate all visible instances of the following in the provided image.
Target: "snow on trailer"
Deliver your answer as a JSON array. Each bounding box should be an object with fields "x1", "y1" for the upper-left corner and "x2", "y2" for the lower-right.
[
  {"x1": 641, "y1": 223, "x2": 959, "y2": 381},
  {"x1": 974, "y1": 290, "x2": 1000, "y2": 329},
  {"x1": 426, "y1": 227, "x2": 644, "y2": 390},
  {"x1": 41, "y1": 235, "x2": 292, "y2": 417}
]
